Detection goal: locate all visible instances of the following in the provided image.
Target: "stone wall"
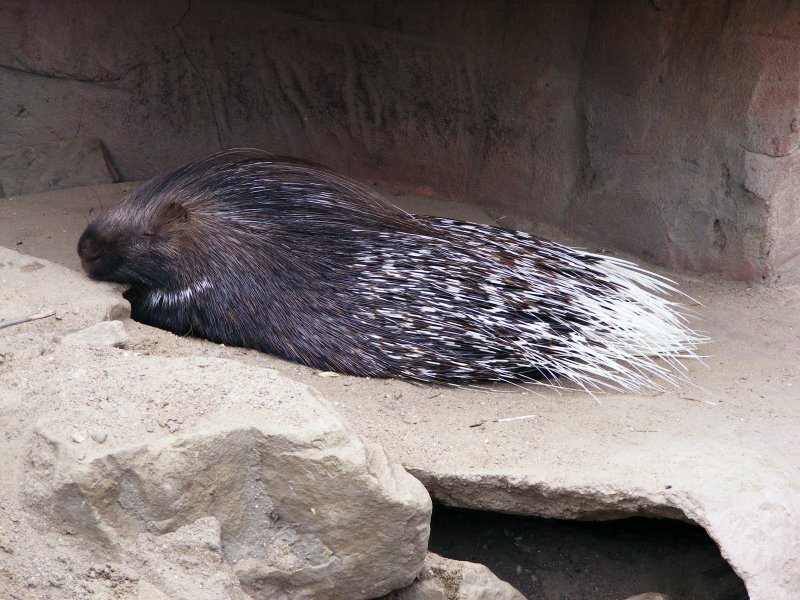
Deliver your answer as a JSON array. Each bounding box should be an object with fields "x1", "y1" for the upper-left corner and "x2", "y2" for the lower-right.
[
  {"x1": 577, "y1": 0, "x2": 800, "y2": 282},
  {"x1": 1, "y1": 0, "x2": 797, "y2": 282}
]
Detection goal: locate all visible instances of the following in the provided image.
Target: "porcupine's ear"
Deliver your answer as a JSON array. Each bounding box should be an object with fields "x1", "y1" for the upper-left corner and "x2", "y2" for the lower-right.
[
  {"x1": 161, "y1": 202, "x2": 190, "y2": 224},
  {"x1": 153, "y1": 202, "x2": 190, "y2": 237}
]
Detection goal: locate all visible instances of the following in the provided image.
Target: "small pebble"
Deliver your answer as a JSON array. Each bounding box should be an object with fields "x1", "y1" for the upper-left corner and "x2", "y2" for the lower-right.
[
  {"x1": 69, "y1": 368, "x2": 87, "y2": 381},
  {"x1": 90, "y1": 430, "x2": 107, "y2": 444},
  {"x1": 71, "y1": 432, "x2": 85, "y2": 444}
]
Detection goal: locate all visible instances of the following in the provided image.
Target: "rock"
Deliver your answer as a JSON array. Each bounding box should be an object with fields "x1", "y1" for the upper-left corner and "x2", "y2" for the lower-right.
[
  {"x1": 62, "y1": 320, "x2": 128, "y2": 348},
  {"x1": 456, "y1": 557, "x2": 526, "y2": 600},
  {"x1": 384, "y1": 552, "x2": 525, "y2": 600},
  {"x1": 127, "y1": 517, "x2": 249, "y2": 600},
  {"x1": 90, "y1": 429, "x2": 107, "y2": 444},
  {"x1": 395, "y1": 580, "x2": 448, "y2": 600},
  {"x1": 23, "y1": 353, "x2": 431, "y2": 600},
  {"x1": 0, "y1": 246, "x2": 130, "y2": 331},
  {"x1": 0, "y1": 138, "x2": 118, "y2": 197}
]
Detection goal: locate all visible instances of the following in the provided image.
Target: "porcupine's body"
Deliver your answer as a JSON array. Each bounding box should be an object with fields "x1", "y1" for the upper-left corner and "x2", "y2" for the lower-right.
[{"x1": 77, "y1": 149, "x2": 703, "y2": 392}]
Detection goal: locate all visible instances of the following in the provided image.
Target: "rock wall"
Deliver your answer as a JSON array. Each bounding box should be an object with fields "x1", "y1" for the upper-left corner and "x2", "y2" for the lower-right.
[
  {"x1": 577, "y1": 0, "x2": 800, "y2": 282},
  {"x1": 1, "y1": 0, "x2": 797, "y2": 282}
]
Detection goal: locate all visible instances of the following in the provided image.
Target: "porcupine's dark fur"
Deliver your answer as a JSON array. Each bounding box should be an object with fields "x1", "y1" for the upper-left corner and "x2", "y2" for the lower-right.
[{"x1": 77, "y1": 149, "x2": 704, "y2": 392}]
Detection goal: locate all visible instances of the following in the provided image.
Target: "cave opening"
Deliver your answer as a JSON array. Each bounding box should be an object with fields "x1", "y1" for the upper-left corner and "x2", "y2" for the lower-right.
[{"x1": 428, "y1": 504, "x2": 748, "y2": 600}]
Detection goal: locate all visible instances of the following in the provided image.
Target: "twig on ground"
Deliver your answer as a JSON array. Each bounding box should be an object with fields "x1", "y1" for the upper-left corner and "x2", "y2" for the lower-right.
[
  {"x1": 0, "y1": 309, "x2": 56, "y2": 330},
  {"x1": 681, "y1": 396, "x2": 718, "y2": 406},
  {"x1": 469, "y1": 414, "x2": 538, "y2": 428}
]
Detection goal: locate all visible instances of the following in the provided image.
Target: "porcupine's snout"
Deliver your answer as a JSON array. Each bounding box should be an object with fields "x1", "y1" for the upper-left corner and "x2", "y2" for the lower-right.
[
  {"x1": 77, "y1": 226, "x2": 102, "y2": 265},
  {"x1": 77, "y1": 222, "x2": 126, "y2": 283}
]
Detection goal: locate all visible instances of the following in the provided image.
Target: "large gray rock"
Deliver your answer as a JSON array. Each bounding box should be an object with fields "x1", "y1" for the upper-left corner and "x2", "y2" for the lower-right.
[
  {"x1": 113, "y1": 517, "x2": 249, "y2": 600},
  {"x1": 0, "y1": 245, "x2": 430, "y2": 599},
  {"x1": 23, "y1": 351, "x2": 431, "y2": 600},
  {"x1": 385, "y1": 552, "x2": 525, "y2": 600},
  {"x1": 0, "y1": 138, "x2": 118, "y2": 197}
]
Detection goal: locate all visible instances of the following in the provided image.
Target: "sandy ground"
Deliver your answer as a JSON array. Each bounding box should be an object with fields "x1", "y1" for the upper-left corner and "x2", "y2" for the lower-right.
[{"x1": 1, "y1": 183, "x2": 799, "y2": 599}]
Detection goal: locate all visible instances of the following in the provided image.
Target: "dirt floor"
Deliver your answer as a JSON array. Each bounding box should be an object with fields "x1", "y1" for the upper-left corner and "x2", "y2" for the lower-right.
[{"x1": 1, "y1": 183, "x2": 798, "y2": 599}]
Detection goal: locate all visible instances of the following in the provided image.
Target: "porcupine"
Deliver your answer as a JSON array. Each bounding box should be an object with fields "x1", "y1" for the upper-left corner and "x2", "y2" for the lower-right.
[{"x1": 77, "y1": 149, "x2": 704, "y2": 393}]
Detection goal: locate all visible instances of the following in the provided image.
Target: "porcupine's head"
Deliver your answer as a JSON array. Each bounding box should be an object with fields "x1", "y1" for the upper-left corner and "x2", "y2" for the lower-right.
[
  {"x1": 78, "y1": 148, "x2": 415, "y2": 291},
  {"x1": 76, "y1": 149, "x2": 419, "y2": 341},
  {"x1": 78, "y1": 150, "x2": 275, "y2": 296},
  {"x1": 78, "y1": 189, "x2": 191, "y2": 291}
]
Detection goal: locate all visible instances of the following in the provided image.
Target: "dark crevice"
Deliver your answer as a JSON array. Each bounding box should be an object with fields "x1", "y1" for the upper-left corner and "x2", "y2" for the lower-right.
[
  {"x1": 0, "y1": 56, "x2": 182, "y2": 88},
  {"x1": 428, "y1": 504, "x2": 748, "y2": 600},
  {"x1": 737, "y1": 141, "x2": 800, "y2": 159}
]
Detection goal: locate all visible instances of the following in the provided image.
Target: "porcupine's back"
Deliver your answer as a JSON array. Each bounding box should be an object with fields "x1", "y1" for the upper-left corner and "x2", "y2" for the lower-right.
[{"x1": 77, "y1": 149, "x2": 703, "y2": 391}]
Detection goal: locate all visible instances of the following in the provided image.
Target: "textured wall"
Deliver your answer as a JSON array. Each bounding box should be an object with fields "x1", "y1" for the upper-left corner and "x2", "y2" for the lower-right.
[
  {"x1": 575, "y1": 0, "x2": 800, "y2": 282},
  {"x1": 0, "y1": 0, "x2": 797, "y2": 282}
]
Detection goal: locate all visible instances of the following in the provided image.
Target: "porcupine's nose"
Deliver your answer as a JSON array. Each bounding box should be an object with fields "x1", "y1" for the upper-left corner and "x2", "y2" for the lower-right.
[{"x1": 77, "y1": 228, "x2": 101, "y2": 264}]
